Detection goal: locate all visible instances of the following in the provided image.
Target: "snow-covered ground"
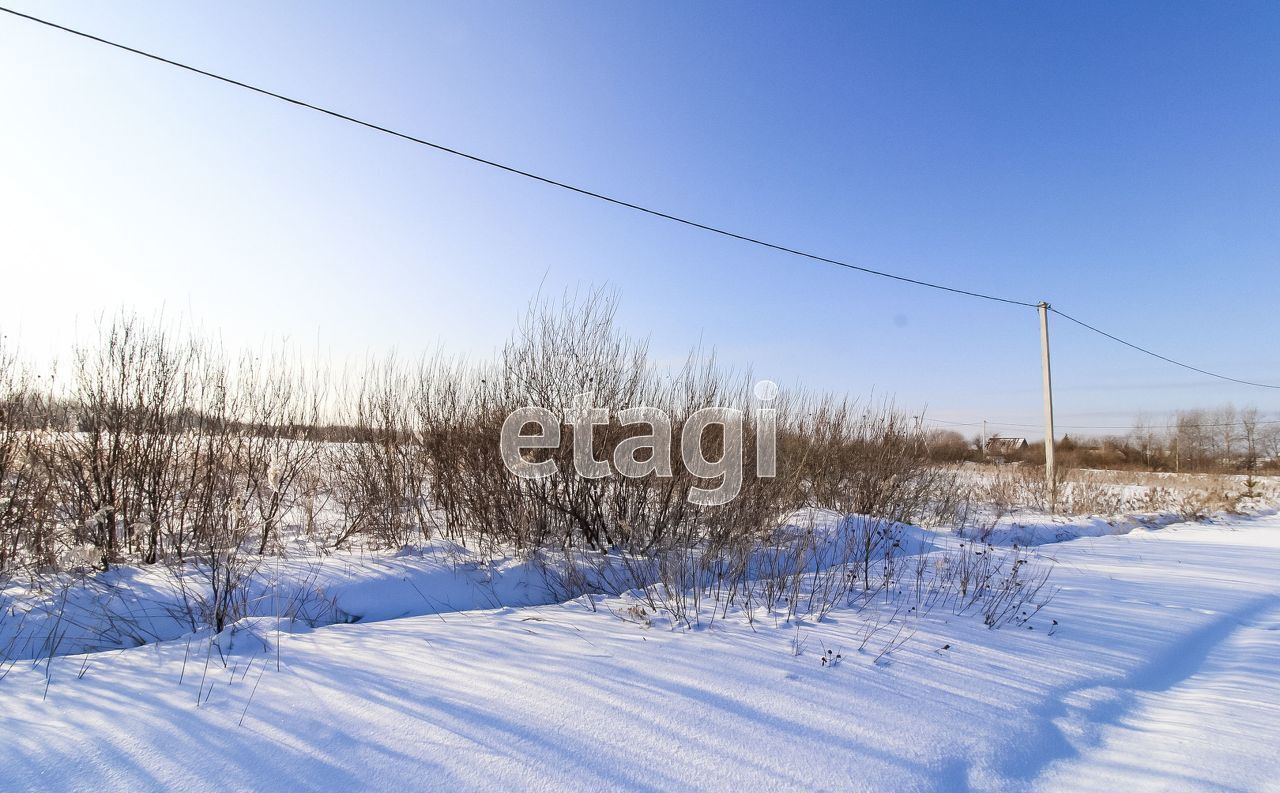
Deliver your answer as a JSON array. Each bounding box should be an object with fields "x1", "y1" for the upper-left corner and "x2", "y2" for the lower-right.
[
  {"x1": 3, "y1": 513, "x2": 1279, "y2": 792},
  {"x1": 0, "y1": 540, "x2": 600, "y2": 663}
]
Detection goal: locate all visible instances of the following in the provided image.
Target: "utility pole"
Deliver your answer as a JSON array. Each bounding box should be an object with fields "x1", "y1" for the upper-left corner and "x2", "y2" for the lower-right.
[
  {"x1": 1037, "y1": 302, "x2": 1057, "y2": 512},
  {"x1": 981, "y1": 419, "x2": 988, "y2": 460}
]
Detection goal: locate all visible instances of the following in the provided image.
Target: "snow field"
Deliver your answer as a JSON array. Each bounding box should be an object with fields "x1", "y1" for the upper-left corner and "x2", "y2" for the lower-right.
[{"x1": 3, "y1": 514, "x2": 1279, "y2": 791}]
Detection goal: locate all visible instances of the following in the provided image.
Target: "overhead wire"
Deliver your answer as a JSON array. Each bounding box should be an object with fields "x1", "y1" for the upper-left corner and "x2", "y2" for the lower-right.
[
  {"x1": 0, "y1": 5, "x2": 1037, "y2": 309},
  {"x1": 3, "y1": 6, "x2": 1280, "y2": 393}
]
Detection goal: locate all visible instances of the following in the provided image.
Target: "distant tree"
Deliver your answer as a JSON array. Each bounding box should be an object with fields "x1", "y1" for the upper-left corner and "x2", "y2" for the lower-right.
[
  {"x1": 1215, "y1": 405, "x2": 1238, "y2": 464},
  {"x1": 1130, "y1": 414, "x2": 1164, "y2": 470},
  {"x1": 1175, "y1": 410, "x2": 1213, "y2": 472},
  {"x1": 924, "y1": 429, "x2": 971, "y2": 463},
  {"x1": 1241, "y1": 407, "x2": 1261, "y2": 494},
  {"x1": 1262, "y1": 422, "x2": 1280, "y2": 467}
]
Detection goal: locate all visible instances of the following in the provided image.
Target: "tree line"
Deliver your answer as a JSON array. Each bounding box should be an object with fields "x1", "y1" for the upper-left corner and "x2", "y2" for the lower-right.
[{"x1": 922, "y1": 406, "x2": 1280, "y2": 473}]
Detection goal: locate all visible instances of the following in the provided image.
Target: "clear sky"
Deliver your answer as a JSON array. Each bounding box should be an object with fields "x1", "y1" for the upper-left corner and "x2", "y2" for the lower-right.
[{"x1": 2, "y1": 1, "x2": 1278, "y2": 436}]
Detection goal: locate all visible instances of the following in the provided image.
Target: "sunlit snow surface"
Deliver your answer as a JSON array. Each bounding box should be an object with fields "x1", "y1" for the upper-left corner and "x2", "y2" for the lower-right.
[{"x1": 4, "y1": 515, "x2": 1280, "y2": 792}]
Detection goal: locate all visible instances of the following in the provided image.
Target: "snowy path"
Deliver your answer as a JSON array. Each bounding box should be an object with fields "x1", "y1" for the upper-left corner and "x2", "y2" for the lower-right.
[
  {"x1": 2, "y1": 516, "x2": 1279, "y2": 792},
  {"x1": 1034, "y1": 598, "x2": 1280, "y2": 792}
]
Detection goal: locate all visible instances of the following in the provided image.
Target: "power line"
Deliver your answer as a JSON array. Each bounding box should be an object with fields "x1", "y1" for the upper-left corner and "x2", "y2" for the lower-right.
[
  {"x1": 924, "y1": 416, "x2": 1280, "y2": 432},
  {"x1": 4, "y1": 6, "x2": 1280, "y2": 392},
  {"x1": 1049, "y1": 307, "x2": 1280, "y2": 390},
  {"x1": 0, "y1": 5, "x2": 1037, "y2": 309}
]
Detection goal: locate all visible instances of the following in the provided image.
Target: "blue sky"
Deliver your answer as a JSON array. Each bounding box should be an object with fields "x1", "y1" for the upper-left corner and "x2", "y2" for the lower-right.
[{"x1": 2, "y1": 2, "x2": 1277, "y2": 435}]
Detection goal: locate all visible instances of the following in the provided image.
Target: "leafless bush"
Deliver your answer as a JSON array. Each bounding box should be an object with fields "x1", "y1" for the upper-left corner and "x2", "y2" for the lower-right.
[
  {"x1": 2, "y1": 294, "x2": 1053, "y2": 653},
  {"x1": 417, "y1": 290, "x2": 800, "y2": 557},
  {"x1": 788, "y1": 397, "x2": 955, "y2": 530},
  {"x1": 0, "y1": 343, "x2": 56, "y2": 573},
  {"x1": 961, "y1": 463, "x2": 1268, "y2": 523},
  {"x1": 326, "y1": 359, "x2": 430, "y2": 550}
]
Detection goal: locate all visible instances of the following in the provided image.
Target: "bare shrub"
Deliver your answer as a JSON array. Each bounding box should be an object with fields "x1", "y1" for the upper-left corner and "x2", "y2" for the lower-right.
[
  {"x1": 0, "y1": 343, "x2": 56, "y2": 573},
  {"x1": 0, "y1": 295, "x2": 1061, "y2": 651}
]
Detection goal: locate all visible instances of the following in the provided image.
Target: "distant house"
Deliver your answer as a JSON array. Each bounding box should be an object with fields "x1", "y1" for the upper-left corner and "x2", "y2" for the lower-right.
[{"x1": 985, "y1": 437, "x2": 1029, "y2": 456}]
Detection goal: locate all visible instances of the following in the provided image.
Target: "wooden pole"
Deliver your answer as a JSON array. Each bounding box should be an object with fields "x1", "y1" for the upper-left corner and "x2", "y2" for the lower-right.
[{"x1": 1038, "y1": 302, "x2": 1057, "y2": 512}]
